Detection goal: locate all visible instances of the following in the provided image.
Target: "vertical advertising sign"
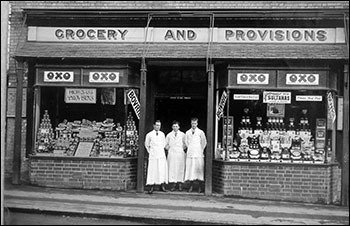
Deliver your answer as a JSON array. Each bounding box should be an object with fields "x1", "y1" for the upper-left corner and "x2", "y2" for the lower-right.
[
  {"x1": 327, "y1": 91, "x2": 336, "y2": 123},
  {"x1": 127, "y1": 89, "x2": 141, "y2": 120},
  {"x1": 216, "y1": 91, "x2": 228, "y2": 120}
]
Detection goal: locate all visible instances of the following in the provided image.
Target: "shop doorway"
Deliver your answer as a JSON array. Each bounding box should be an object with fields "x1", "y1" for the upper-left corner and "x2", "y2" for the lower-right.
[{"x1": 155, "y1": 98, "x2": 207, "y2": 134}]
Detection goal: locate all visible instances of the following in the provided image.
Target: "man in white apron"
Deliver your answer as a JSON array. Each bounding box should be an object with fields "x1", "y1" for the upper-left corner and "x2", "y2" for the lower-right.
[
  {"x1": 165, "y1": 121, "x2": 186, "y2": 191},
  {"x1": 184, "y1": 117, "x2": 207, "y2": 193},
  {"x1": 145, "y1": 120, "x2": 168, "y2": 194}
]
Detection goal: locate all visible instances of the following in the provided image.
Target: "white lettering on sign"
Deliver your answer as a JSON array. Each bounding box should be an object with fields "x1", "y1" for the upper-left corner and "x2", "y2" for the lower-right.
[
  {"x1": 233, "y1": 94, "x2": 260, "y2": 100},
  {"x1": 237, "y1": 73, "x2": 269, "y2": 85},
  {"x1": 44, "y1": 71, "x2": 74, "y2": 82},
  {"x1": 286, "y1": 74, "x2": 319, "y2": 85},
  {"x1": 65, "y1": 88, "x2": 96, "y2": 104},
  {"x1": 28, "y1": 27, "x2": 345, "y2": 44},
  {"x1": 89, "y1": 72, "x2": 120, "y2": 83},
  {"x1": 150, "y1": 28, "x2": 208, "y2": 42},
  {"x1": 28, "y1": 27, "x2": 145, "y2": 42},
  {"x1": 263, "y1": 91, "x2": 291, "y2": 104},
  {"x1": 127, "y1": 89, "x2": 141, "y2": 120},
  {"x1": 221, "y1": 28, "x2": 336, "y2": 43},
  {"x1": 216, "y1": 91, "x2": 228, "y2": 120},
  {"x1": 296, "y1": 95, "x2": 323, "y2": 102}
]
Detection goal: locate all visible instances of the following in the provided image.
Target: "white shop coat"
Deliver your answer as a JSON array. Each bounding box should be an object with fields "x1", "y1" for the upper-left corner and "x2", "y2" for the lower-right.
[
  {"x1": 184, "y1": 128, "x2": 207, "y2": 181},
  {"x1": 165, "y1": 130, "x2": 186, "y2": 183},
  {"x1": 145, "y1": 130, "x2": 168, "y2": 185}
]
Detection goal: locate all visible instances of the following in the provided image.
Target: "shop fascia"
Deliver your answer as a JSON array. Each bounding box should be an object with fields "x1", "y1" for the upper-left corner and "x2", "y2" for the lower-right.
[{"x1": 27, "y1": 26, "x2": 346, "y2": 43}]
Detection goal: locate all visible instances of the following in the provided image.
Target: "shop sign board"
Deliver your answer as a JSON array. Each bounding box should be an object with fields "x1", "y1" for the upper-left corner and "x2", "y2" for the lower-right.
[
  {"x1": 127, "y1": 89, "x2": 141, "y2": 119},
  {"x1": 65, "y1": 88, "x2": 96, "y2": 104},
  {"x1": 28, "y1": 26, "x2": 345, "y2": 44},
  {"x1": 89, "y1": 72, "x2": 120, "y2": 83},
  {"x1": 286, "y1": 74, "x2": 319, "y2": 85},
  {"x1": 237, "y1": 73, "x2": 269, "y2": 85},
  {"x1": 263, "y1": 91, "x2": 291, "y2": 104},
  {"x1": 44, "y1": 71, "x2": 74, "y2": 82},
  {"x1": 296, "y1": 95, "x2": 323, "y2": 102},
  {"x1": 233, "y1": 94, "x2": 259, "y2": 100},
  {"x1": 216, "y1": 91, "x2": 228, "y2": 120}
]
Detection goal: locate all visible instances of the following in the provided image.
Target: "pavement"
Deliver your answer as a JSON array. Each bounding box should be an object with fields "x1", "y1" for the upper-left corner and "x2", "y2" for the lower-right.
[{"x1": 3, "y1": 180, "x2": 349, "y2": 225}]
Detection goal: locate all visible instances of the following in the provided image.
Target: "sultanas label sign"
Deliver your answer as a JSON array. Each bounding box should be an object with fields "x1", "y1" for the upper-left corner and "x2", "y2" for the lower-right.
[{"x1": 263, "y1": 91, "x2": 291, "y2": 104}]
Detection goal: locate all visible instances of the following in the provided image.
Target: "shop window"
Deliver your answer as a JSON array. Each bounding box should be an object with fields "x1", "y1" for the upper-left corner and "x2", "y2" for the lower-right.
[
  {"x1": 34, "y1": 86, "x2": 139, "y2": 158},
  {"x1": 216, "y1": 89, "x2": 333, "y2": 164}
]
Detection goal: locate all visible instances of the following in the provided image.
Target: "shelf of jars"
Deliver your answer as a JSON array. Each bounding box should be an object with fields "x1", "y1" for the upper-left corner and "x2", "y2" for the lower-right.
[
  {"x1": 216, "y1": 114, "x2": 330, "y2": 164},
  {"x1": 35, "y1": 110, "x2": 138, "y2": 158}
]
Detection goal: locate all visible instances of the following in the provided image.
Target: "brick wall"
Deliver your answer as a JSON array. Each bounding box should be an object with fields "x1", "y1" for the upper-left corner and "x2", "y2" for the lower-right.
[
  {"x1": 30, "y1": 156, "x2": 137, "y2": 190},
  {"x1": 213, "y1": 160, "x2": 342, "y2": 204}
]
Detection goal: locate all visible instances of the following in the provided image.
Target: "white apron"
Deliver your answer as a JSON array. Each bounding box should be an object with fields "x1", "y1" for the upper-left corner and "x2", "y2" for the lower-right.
[
  {"x1": 145, "y1": 130, "x2": 168, "y2": 185},
  {"x1": 184, "y1": 128, "x2": 207, "y2": 181},
  {"x1": 166, "y1": 131, "x2": 186, "y2": 183}
]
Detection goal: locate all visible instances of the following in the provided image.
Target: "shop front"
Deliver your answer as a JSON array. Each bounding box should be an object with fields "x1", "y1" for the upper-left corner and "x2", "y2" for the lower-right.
[
  {"x1": 11, "y1": 7, "x2": 348, "y2": 205},
  {"x1": 213, "y1": 63, "x2": 342, "y2": 204},
  {"x1": 29, "y1": 64, "x2": 140, "y2": 190}
]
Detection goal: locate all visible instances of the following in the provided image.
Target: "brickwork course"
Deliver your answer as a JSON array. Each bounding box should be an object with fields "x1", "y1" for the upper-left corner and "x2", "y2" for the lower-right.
[
  {"x1": 30, "y1": 157, "x2": 137, "y2": 190},
  {"x1": 213, "y1": 162, "x2": 341, "y2": 204}
]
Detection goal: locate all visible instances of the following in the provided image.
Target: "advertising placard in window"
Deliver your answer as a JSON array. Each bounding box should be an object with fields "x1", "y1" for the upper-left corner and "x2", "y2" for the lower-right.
[{"x1": 64, "y1": 88, "x2": 96, "y2": 104}]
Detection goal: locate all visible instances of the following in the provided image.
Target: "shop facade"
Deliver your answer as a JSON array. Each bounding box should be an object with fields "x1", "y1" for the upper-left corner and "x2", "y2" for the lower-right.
[{"x1": 6, "y1": 1, "x2": 349, "y2": 205}]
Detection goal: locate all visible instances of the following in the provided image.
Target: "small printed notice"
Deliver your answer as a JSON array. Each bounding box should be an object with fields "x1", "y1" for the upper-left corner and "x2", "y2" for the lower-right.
[
  {"x1": 74, "y1": 142, "x2": 94, "y2": 157},
  {"x1": 233, "y1": 94, "x2": 259, "y2": 100},
  {"x1": 296, "y1": 95, "x2": 323, "y2": 102},
  {"x1": 65, "y1": 88, "x2": 96, "y2": 104}
]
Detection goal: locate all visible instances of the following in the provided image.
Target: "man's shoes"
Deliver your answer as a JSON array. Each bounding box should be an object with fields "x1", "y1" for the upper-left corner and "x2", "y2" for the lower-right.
[
  {"x1": 148, "y1": 186, "x2": 154, "y2": 194},
  {"x1": 160, "y1": 184, "x2": 167, "y2": 192},
  {"x1": 178, "y1": 184, "x2": 183, "y2": 191},
  {"x1": 188, "y1": 185, "x2": 193, "y2": 192},
  {"x1": 198, "y1": 186, "x2": 202, "y2": 193},
  {"x1": 170, "y1": 185, "x2": 176, "y2": 191}
]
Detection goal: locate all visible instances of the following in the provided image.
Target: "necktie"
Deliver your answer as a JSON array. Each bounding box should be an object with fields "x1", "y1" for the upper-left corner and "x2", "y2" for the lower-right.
[
  {"x1": 192, "y1": 130, "x2": 195, "y2": 135},
  {"x1": 175, "y1": 132, "x2": 177, "y2": 137},
  {"x1": 156, "y1": 132, "x2": 158, "y2": 136}
]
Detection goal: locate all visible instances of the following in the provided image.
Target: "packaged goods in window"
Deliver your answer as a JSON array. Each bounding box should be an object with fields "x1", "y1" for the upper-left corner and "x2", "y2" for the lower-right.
[
  {"x1": 280, "y1": 130, "x2": 292, "y2": 162},
  {"x1": 35, "y1": 111, "x2": 139, "y2": 158},
  {"x1": 259, "y1": 130, "x2": 270, "y2": 160},
  {"x1": 248, "y1": 135, "x2": 260, "y2": 159},
  {"x1": 227, "y1": 107, "x2": 321, "y2": 164},
  {"x1": 35, "y1": 110, "x2": 55, "y2": 155}
]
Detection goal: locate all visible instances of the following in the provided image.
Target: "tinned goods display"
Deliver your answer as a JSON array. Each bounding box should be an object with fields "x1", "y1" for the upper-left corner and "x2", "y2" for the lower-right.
[
  {"x1": 218, "y1": 108, "x2": 324, "y2": 164},
  {"x1": 35, "y1": 110, "x2": 139, "y2": 158}
]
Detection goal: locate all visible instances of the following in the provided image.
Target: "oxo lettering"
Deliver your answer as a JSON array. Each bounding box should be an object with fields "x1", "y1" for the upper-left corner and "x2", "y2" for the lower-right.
[
  {"x1": 298, "y1": 74, "x2": 307, "y2": 82},
  {"x1": 89, "y1": 72, "x2": 119, "y2": 83},
  {"x1": 239, "y1": 74, "x2": 266, "y2": 83},
  {"x1": 45, "y1": 71, "x2": 72, "y2": 81}
]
